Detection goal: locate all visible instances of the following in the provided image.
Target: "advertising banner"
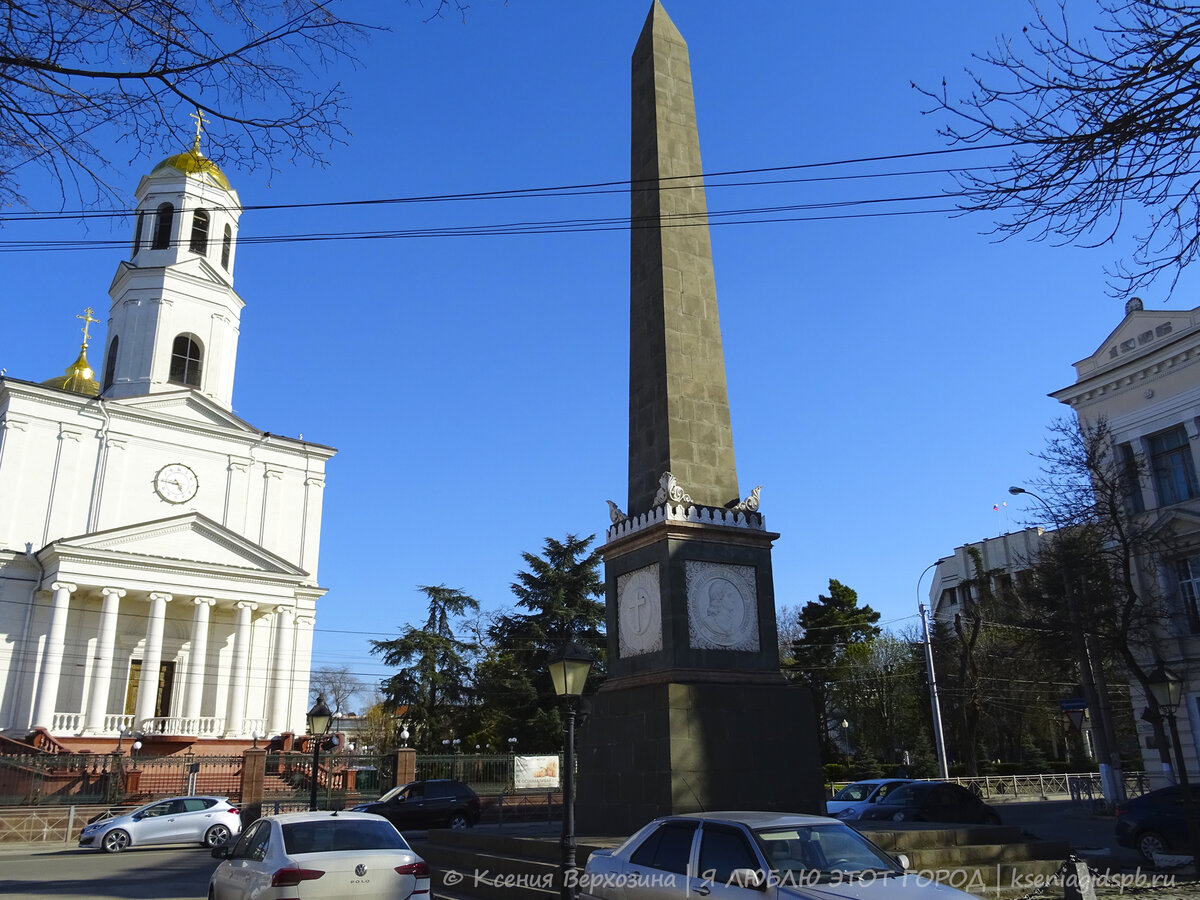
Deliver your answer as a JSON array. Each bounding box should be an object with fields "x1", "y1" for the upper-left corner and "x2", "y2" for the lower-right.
[{"x1": 514, "y1": 755, "x2": 560, "y2": 789}]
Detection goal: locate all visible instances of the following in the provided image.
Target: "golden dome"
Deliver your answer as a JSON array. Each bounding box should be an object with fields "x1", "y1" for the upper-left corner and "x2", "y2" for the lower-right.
[
  {"x1": 42, "y1": 346, "x2": 100, "y2": 397},
  {"x1": 150, "y1": 138, "x2": 231, "y2": 191}
]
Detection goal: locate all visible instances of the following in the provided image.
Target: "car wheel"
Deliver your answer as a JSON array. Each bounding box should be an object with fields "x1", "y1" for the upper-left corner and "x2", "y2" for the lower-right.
[
  {"x1": 204, "y1": 824, "x2": 232, "y2": 847},
  {"x1": 102, "y1": 829, "x2": 130, "y2": 853},
  {"x1": 447, "y1": 812, "x2": 471, "y2": 830},
  {"x1": 1136, "y1": 831, "x2": 1169, "y2": 863}
]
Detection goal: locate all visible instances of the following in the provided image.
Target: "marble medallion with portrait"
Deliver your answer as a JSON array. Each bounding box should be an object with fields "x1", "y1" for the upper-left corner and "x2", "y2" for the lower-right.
[{"x1": 685, "y1": 561, "x2": 759, "y2": 651}]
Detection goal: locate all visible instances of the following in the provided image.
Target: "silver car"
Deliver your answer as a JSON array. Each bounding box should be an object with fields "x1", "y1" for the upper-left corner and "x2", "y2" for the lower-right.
[
  {"x1": 581, "y1": 811, "x2": 978, "y2": 900},
  {"x1": 78, "y1": 795, "x2": 242, "y2": 853}
]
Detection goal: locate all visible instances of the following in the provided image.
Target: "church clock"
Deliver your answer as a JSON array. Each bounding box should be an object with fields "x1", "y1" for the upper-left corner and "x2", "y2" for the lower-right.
[{"x1": 154, "y1": 463, "x2": 199, "y2": 503}]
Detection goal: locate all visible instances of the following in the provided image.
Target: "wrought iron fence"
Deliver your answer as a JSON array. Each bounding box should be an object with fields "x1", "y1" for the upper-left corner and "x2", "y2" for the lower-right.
[
  {"x1": 0, "y1": 753, "x2": 125, "y2": 806},
  {"x1": 416, "y1": 753, "x2": 527, "y2": 794}
]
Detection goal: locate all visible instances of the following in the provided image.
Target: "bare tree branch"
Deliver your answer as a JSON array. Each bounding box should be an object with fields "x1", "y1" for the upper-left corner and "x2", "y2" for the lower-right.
[{"x1": 917, "y1": 0, "x2": 1200, "y2": 297}]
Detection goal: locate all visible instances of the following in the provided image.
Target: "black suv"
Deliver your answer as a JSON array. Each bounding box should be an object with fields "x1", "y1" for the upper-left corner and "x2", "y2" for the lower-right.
[{"x1": 352, "y1": 779, "x2": 481, "y2": 831}]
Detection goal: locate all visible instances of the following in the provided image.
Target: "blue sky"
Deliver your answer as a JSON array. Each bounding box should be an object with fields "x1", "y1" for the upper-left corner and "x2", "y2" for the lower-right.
[{"x1": 5, "y1": 1, "x2": 1192, "y2": 705}]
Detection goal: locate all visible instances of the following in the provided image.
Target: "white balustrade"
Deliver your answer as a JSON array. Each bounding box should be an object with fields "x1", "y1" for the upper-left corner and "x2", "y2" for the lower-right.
[
  {"x1": 50, "y1": 712, "x2": 83, "y2": 733},
  {"x1": 242, "y1": 718, "x2": 266, "y2": 738},
  {"x1": 137, "y1": 716, "x2": 224, "y2": 736},
  {"x1": 103, "y1": 714, "x2": 134, "y2": 734}
]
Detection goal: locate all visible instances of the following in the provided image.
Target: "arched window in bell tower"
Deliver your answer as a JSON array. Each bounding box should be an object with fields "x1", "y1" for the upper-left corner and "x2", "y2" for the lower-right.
[
  {"x1": 169, "y1": 334, "x2": 203, "y2": 388},
  {"x1": 221, "y1": 223, "x2": 233, "y2": 270},
  {"x1": 132, "y1": 212, "x2": 144, "y2": 256},
  {"x1": 152, "y1": 202, "x2": 174, "y2": 250},
  {"x1": 190, "y1": 209, "x2": 210, "y2": 255},
  {"x1": 102, "y1": 336, "x2": 120, "y2": 391}
]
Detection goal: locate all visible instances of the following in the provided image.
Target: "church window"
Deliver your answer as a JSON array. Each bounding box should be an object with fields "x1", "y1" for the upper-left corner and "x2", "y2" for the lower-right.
[
  {"x1": 1150, "y1": 425, "x2": 1198, "y2": 506},
  {"x1": 102, "y1": 336, "x2": 119, "y2": 391},
  {"x1": 190, "y1": 209, "x2": 210, "y2": 255},
  {"x1": 132, "y1": 212, "x2": 144, "y2": 255},
  {"x1": 152, "y1": 202, "x2": 174, "y2": 249},
  {"x1": 221, "y1": 224, "x2": 232, "y2": 270},
  {"x1": 169, "y1": 334, "x2": 203, "y2": 388}
]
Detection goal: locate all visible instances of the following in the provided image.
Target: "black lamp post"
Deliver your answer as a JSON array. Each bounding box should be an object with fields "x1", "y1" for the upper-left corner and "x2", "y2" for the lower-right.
[
  {"x1": 548, "y1": 640, "x2": 594, "y2": 900},
  {"x1": 307, "y1": 696, "x2": 332, "y2": 812},
  {"x1": 1146, "y1": 660, "x2": 1200, "y2": 865}
]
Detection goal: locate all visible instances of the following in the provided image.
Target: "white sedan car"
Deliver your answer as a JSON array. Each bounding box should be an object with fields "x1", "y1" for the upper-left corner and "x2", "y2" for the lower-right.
[
  {"x1": 580, "y1": 811, "x2": 978, "y2": 900},
  {"x1": 826, "y1": 778, "x2": 915, "y2": 820},
  {"x1": 208, "y1": 810, "x2": 431, "y2": 900}
]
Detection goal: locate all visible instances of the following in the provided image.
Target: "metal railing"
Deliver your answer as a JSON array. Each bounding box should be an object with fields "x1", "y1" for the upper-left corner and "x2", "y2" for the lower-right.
[{"x1": 827, "y1": 771, "x2": 1153, "y2": 802}]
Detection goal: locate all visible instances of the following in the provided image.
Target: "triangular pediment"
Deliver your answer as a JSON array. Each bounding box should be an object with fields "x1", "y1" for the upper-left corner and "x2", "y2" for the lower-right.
[
  {"x1": 51, "y1": 513, "x2": 307, "y2": 576},
  {"x1": 1143, "y1": 506, "x2": 1200, "y2": 542},
  {"x1": 1072, "y1": 306, "x2": 1200, "y2": 377},
  {"x1": 112, "y1": 389, "x2": 258, "y2": 431}
]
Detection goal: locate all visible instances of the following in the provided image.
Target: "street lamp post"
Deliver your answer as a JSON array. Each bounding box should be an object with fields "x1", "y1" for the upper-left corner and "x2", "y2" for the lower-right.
[
  {"x1": 307, "y1": 696, "x2": 332, "y2": 812},
  {"x1": 1008, "y1": 485, "x2": 1125, "y2": 804},
  {"x1": 548, "y1": 640, "x2": 594, "y2": 900},
  {"x1": 1147, "y1": 660, "x2": 1200, "y2": 865},
  {"x1": 917, "y1": 560, "x2": 951, "y2": 779}
]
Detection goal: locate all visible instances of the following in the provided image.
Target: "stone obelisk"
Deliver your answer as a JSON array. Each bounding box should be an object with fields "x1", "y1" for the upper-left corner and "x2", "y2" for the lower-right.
[{"x1": 576, "y1": 1, "x2": 823, "y2": 835}]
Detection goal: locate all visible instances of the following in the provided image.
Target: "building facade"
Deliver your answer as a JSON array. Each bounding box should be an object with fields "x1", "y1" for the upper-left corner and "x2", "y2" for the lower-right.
[
  {"x1": 0, "y1": 138, "x2": 334, "y2": 751},
  {"x1": 1051, "y1": 297, "x2": 1200, "y2": 782}
]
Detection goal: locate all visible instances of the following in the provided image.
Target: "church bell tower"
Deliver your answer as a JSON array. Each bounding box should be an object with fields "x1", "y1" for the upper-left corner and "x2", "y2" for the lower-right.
[{"x1": 100, "y1": 114, "x2": 245, "y2": 410}]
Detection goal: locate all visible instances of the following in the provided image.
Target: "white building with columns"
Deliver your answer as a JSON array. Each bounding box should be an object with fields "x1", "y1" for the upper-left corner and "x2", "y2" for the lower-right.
[{"x1": 0, "y1": 136, "x2": 334, "y2": 750}]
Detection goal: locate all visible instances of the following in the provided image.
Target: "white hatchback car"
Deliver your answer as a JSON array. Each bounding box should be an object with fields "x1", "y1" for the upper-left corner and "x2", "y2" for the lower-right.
[
  {"x1": 77, "y1": 795, "x2": 241, "y2": 853},
  {"x1": 826, "y1": 778, "x2": 915, "y2": 820},
  {"x1": 581, "y1": 811, "x2": 979, "y2": 900},
  {"x1": 208, "y1": 810, "x2": 431, "y2": 900}
]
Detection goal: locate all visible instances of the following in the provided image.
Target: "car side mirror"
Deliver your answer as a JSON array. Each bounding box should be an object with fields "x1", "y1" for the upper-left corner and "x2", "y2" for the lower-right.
[
  {"x1": 211, "y1": 846, "x2": 231, "y2": 860},
  {"x1": 728, "y1": 869, "x2": 766, "y2": 890},
  {"x1": 895, "y1": 854, "x2": 910, "y2": 870}
]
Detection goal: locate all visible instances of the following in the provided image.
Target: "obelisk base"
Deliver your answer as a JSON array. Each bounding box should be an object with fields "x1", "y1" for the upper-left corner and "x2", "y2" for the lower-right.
[{"x1": 576, "y1": 679, "x2": 825, "y2": 836}]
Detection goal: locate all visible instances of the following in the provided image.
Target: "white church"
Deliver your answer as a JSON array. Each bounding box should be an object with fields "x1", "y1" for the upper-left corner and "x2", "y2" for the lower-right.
[{"x1": 0, "y1": 134, "x2": 334, "y2": 753}]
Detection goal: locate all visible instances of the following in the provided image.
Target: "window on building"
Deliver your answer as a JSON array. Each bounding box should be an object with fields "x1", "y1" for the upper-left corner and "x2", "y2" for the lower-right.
[
  {"x1": 1150, "y1": 425, "x2": 1199, "y2": 506},
  {"x1": 221, "y1": 224, "x2": 233, "y2": 270},
  {"x1": 132, "y1": 212, "x2": 144, "y2": 255},
  {"x1": 189, "y1": 209, "x2": 210, "y2": 254},
  {"x1": 940, "y1": 588, "x2": 957, "y2": 608},
  {"x1": 1119, "y1": 442, "x2": 1146, "y2": 513},
  {"x1": 102, "y1": 336, "x2": 119, "y2": 390},
  {"x1": 169, "y1": 334, "x2": 203, "y2": 388},
  {"x1": 1176, "y1": 556, "x2": 1200, "y2": 633},
  {"x1": 152, "y1": 202, "x2": 174, "y2": 249}
]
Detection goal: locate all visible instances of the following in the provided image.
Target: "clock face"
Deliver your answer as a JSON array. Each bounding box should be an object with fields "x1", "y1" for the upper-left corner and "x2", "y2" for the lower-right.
[{"x1": 155, "y1": 463, "x2": 199, "y2": 503}]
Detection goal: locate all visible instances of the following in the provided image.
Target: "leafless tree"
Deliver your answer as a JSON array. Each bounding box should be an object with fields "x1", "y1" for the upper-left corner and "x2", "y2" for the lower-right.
[
  {"x1": 0, "y1": 1, "x2": 467, "y2": 207},
  {"x1": 918, "y1": 1, "x2": 1200, "y2": 297},
  {"x1": 309, "y1": 664, "x2": 364, "y2": 717}
]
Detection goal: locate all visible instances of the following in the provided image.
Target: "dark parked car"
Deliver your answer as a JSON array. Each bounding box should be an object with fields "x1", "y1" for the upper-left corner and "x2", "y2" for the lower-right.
[
  {"x1": 351, "y1": 778, "x2": 481, "y2": 830},
  {"x1": 1116, "y1": 785, "x2": 1200, "y2": 862},
  {"x1": 857, "y1": 781, "x2": 1001, "y2": 825}
]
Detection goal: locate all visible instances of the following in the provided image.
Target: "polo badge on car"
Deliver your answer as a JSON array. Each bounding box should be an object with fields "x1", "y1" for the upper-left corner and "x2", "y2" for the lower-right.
[{"x1": 356, "y1": 864, "x2": 368, "y2": 877}]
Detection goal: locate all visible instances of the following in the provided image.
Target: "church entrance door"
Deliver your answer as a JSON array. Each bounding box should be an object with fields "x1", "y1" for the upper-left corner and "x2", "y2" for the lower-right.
[{"x1": 124, "y1": 659, "x2": 177, "y2": 719}]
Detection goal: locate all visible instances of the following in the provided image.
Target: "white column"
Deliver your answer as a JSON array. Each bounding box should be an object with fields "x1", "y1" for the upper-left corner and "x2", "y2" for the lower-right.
[
  {"x1": 84, "y1": 587, "x2": 125, "y2": 733},
  {"x1": 224, "y1": 601, "x2": 256, "y2": 736},
  {"x1": 183, "y1": 597, "x2": 215, "y2": 720},
  {"x1": 268, "y1": 605, "x2": 296, "y2": 735},
  {"x1": 134, "y1": 592, "x2": 172, "y2": 727},
  {"x1": 32, "y1": 581, "x2": 76, "y2": 730},
  {"x1": 290, "y1": 615, "x2": 316, "y2": 734}
]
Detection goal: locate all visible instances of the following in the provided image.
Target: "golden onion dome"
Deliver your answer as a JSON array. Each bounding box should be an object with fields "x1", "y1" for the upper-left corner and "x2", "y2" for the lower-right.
[
  {"x1": 42, "y1": 346, "x2": 100, "y2": 397},
  {"x1": 150, "y1": 137, "x2": 231, "y2": 191}
]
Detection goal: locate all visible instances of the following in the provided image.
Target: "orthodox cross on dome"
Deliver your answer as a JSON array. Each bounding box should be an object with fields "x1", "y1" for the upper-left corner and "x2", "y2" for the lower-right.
[
  {"x1": 189, "y1": 108, "x2": 209, "y2": 152},
  {"x1": 76, "y1": 307, "x2": 99, "y2": 347}
]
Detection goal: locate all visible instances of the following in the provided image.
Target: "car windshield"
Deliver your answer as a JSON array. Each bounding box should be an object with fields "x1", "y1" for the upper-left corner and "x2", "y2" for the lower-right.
[
  {"x1": 754, "y1": 824, "x2": 898, "y2": 882},
  {"x1": 831, "y1": 783, "x2": 874, "y2": 802},
  {"x1": 375, "y1": 784, "x2": 408, "y2": 803},
  {"x1": 282, "y1": 819, "x2": 410, "y2": 854}
]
